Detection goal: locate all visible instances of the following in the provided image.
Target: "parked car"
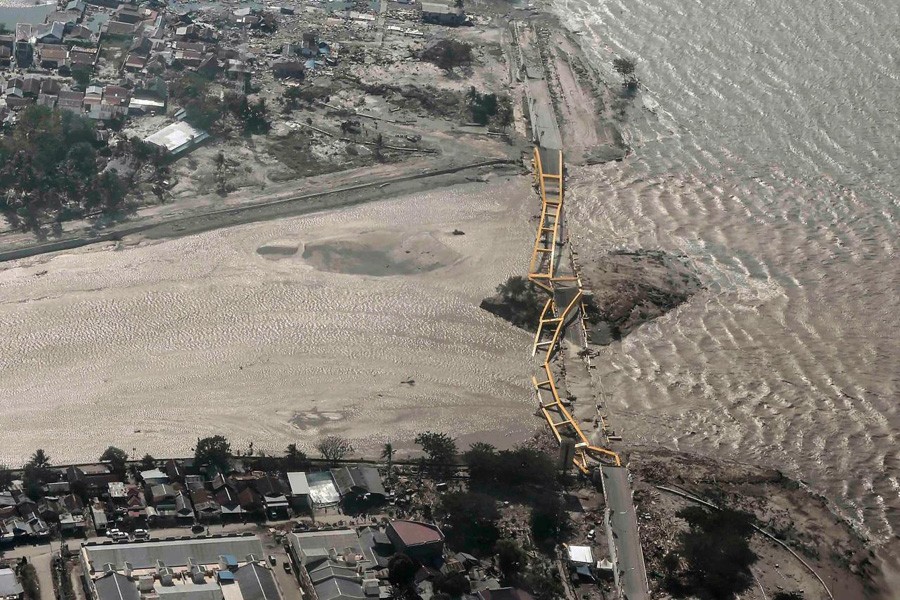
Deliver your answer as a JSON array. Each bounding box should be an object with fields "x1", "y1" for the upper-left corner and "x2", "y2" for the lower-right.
[
  {"x1": 191, "y1": 524, "x2": 205, "y2": 534},
  {"x1": 282, "y1": 561, "x2": 291, "y2": 573},
  {"x1": 268, "y1": 555, "x2": 277, "y2": 566},
  {"x1": 106, "y1": 528, "x2": 122, "y2": 538},
  {"x1": 132, "y1": 529, "x2": 149, "y2": 540}
]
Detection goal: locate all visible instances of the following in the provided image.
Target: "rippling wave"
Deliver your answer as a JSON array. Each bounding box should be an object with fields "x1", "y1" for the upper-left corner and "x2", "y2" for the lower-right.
[{"x1": 551, "y1": 0, "x2": 899, "y2": 578}]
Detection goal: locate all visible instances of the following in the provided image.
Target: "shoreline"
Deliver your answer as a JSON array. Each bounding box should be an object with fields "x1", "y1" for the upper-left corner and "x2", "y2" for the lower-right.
[
  {"x1": 517, "y1": 6, "x2": 890, "y2": 597},
  {"x1": 0, "y1": 1, "x2": 892, "y2": 594},
  {"x1": 0, "y1": 157, "x2": 521, "y2": 263}
]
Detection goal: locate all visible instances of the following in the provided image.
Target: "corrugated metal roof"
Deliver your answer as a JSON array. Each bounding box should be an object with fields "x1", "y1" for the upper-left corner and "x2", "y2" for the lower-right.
[
  {"x1": 0, "y1": 568, "x2": 24, "y2": 598},
  {"x1": 307, "y1": 472, "x2": 340, "y2": 507},
  {"x1": 388, "y1": 521, "x2": 442, "y2": 547},
  {"x1": 286, "y1": 472, "x2": 310, "y2": 496},
  {"x1": 84, "y1": 536, "x2": 264, "y2": 570},
  {"x1": 288, "y1": 530, "x2": 361, "y2": 559},
  {"x1": 93, "y1": 572, "x2": 140, "y2": 600},
  {"x1": 233, "y1": 563, "x2": 279, "y2": 600},
  {"x1": 155, "y1": 582, "x2": 222, "y2": 600}
]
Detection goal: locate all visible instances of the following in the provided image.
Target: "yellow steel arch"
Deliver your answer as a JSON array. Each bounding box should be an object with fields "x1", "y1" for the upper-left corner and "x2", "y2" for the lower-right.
[{"x1": 527, "y1": 146, "x2": 621, "y2": 471}]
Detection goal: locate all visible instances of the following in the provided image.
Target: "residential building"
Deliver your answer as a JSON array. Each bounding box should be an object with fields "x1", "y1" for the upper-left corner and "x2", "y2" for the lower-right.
[
  {"x1": 286, "y1": 472, "x2": 311, "y2": 512},
  {"x1": 33, "y1": 22, "x2": 66, "y2": 44},
  {"x1": 329, "y1": 466, "x2": 386, "y2": 505},
  {"x1": 144, "y1": 121, "x2": 209, "y2": 156},
  {"x1": 67, "y1": 464, "x2": 119, "y2": 493},
  {"x1": 386, "y1": 521, "x2": 444, "y2": 564},
  {"x1": 421, "y1": 2, "x2": 465, "y2": 26},
  {"x1": 174, "y1": 492, "x2": 194, "y2": 521},
  {"x1": 57, "y1": 90, "x2": 85, "y2": 113},
  {"x1": 306, "y1": 472, "x2": 340, "y2": 508},
  {"x1": 14, "y1": 25, "x2": 34, "y2": 67},
  {"x1": 38, "y1": 44, "x2": 68, "y2": 69},
  {"x1": 150, "y1": 484, "x2": 179, "y2": 515},
  {"x1": 215, "y1": 486, "x2": 243, "y2": 518},
  {"x1": 90, "y1": 502, "x2": 108, "y2": 532},
  {"x1": 140, "y1": 469, "x2": 169, "y2": 486},
  {"x1": 189, "y1": 489, "x2": 220, "y2": 521},
  {"x1": 0, "y1": 568, "x2": 24, "y2": 600}
]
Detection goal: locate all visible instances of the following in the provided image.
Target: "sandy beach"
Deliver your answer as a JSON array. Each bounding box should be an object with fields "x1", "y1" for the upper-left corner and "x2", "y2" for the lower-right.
[{"x1": 0, "y1": 176, "x2": 538, "y2": 464}]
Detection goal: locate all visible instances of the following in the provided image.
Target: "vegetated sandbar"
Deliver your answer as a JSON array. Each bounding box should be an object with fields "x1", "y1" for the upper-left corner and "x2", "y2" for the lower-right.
[{"x1": 0, "y1": 177, "x2": 537, "y2": 465}]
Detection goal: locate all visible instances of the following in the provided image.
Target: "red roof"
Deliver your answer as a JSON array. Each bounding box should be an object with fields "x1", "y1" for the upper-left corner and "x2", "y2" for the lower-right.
[{"x1": 389, "y1": 520, "x2": 443, "y2": 546}]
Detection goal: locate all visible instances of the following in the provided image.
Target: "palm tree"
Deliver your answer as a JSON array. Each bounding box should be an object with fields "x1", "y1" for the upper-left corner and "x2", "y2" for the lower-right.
[
  {"x1": 29, "y1": 449, "x2": 51, "y2": 469},
  {"x1": 380, "y1": 443, "x2": 394, "y2": 477}
]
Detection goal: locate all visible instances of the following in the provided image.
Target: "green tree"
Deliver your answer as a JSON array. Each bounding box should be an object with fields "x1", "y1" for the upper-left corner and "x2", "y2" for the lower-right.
[
  {"x1": 465, "y1": 87, "x2": 501, "y2": 125},
  {"x1": 316, "y1": 436, "x2": 353, "y2": 465},
  {"x1": 414, "y1": 431, "x2": 457, "y2": 473},
  {"x1": 433, "y1": 572, "x2": 470, "y2": 597},
  {"x1": 380, "y1": 442, "x2": 394, "y2": 480},
  {"x1": 0, "y1": 106, "x2": 129, "y2": 236},
  {"x1": 530, "y1": 494, "x2": 567, "y2": 550},
  {"x1": 139, "y1": 454, "x2": 157, "y2": 470},
  {"x1": 72, "y1": 68, "x2": 90, "y2": 89},
  {"x1": 664, "y1": 506, "x2": 758, "y2": 598},
  {"x1": 523, "y1": 564, "x2": 563, "y2": 600},
  {"x1": 100, "y1": 446, "x2": 128, "y2": 477},
  {"x1": 17, "y1": 563, "x2": 39, "y2": 600},
  {"x1": 284, "y1": 444, "x2": 309, "y2": 471},
  {"x1": 439, "y1": 491, "x2": 500, "y2": 555},
  {"x1": 612, "y1": 57, "x2": 636, "y2": 84},
  {"x1": 0, "y1": 464, "x2": 13, "y2": 490},
  {"x1": 194, "y1": 436, "x2": 232, "y2": 472},
  {"x1": 464, "y1": 445, "x2": 558, "y2": 493},
  {"x1": 495, "y1": 538, "x2": 526, "y2": 579},
  {"x1": 482, "y1": 276, "x2": 543, "y2": 329},
  {"x1": 463, "y1": 442, "x2": 496, "y2": 483},
  {"x1": 22, "y1": 449, "x2": 54, "y2": 499},
  {"x1": 387, "y1": 553, "x2": 417, "y2": 589},
  {"x1": 380, "y1": 442, "x2": 394, "y2": 467}
]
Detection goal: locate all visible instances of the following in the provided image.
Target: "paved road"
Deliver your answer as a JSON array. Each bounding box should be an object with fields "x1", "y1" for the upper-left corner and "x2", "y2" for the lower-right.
[{"x1": 602, "y1": 466, "x2": 650, "y2": 600}]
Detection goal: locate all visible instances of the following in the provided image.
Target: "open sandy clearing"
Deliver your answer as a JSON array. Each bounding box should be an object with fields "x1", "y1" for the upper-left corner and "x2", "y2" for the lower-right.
[{"x1": 0, "y1": 177, "x2": 538, "y2": 464}]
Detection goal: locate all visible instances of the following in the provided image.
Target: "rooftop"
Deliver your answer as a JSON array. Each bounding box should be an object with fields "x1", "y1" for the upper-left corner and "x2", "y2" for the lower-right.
[
  {"x1": 82, "y1": 535, "x2": 264, "y2": 570},
  {"x1": 0, "y1": 568, "x2": 24, "y2": 598},
  {"x1": 144, "y1": 122, "x2": 209, "y2": 154},
  {"x1": 288, "y1": 530, "x2": 365, "y2": 563},
  {"x1": 387, "y1": 521, "x2": 443, "y2": 547},
  {"x1": 286, "y1": 472, "x2": 310, "y2": 496}
]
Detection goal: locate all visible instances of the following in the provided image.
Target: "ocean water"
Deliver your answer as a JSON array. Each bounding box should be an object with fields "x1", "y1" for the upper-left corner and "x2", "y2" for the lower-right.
[
  {"x1": 0, "y1": 2, "x2": 55, "y2": 30},
  {"x1": 552, "y1": 0, "x2": 899, "y2": 584}
]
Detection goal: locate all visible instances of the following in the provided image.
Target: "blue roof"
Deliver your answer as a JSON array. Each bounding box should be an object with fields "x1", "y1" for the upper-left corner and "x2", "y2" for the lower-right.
[
  {"x1": 217, "y1": 570, "x2": 235, "y2": 582},
  {"x1": 222, "y1": 554, "x2": 238, "y2": 565}
]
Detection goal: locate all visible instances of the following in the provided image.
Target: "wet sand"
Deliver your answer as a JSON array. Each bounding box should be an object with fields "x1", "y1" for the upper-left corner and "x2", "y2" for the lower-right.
[{"x1": 0, "y1": 177, "x2": 537, "y2": 464}]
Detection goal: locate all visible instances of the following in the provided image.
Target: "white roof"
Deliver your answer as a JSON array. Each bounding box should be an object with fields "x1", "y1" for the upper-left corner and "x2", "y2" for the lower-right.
[
  {"x1": 140, "y1": 469, "x2": 167, "y2": 481},
  {"x1": 567, "y1": 545, "x2": 593, "y2": 565},
  {"x1": 286, "y1": 472, "x2": 310, "y2": 496},
  {"x1": 144, "y1": 122, "x2": 208, "y2": 153},
  {"x1": 0, "y1": 568, "x2": 24, "y2": 598}
]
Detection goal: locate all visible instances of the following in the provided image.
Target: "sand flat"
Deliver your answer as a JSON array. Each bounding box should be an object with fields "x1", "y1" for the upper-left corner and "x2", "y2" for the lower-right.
[{"x1": 0, "y1": 178, "x2": 537, "y2": 464}]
